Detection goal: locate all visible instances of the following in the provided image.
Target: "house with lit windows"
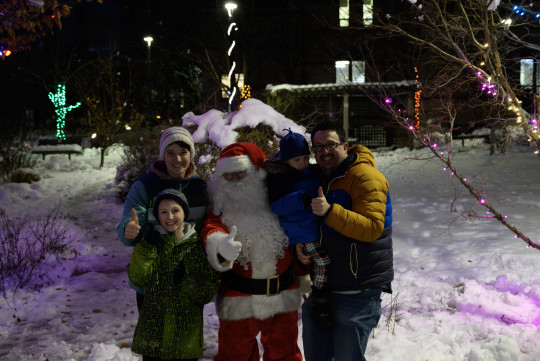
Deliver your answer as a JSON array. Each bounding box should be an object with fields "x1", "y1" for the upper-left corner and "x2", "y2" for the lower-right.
[
  {"x1": 235, "y1": 0, "x2": 539, "y2": 148},
  {"x1": 2, "y1": 0, "x2": 538, "y2": 145}
]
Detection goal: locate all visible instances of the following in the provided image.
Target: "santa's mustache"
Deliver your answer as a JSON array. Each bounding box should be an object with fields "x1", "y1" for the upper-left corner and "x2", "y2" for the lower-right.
[{"x1": 207, "y1": 169, "x2": 289, "y2": 269}]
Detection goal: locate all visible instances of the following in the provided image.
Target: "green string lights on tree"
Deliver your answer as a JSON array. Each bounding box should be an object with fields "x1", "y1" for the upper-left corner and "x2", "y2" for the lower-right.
[{"x1": 48, "y1": 84, "x2": 81, "y2": 140}]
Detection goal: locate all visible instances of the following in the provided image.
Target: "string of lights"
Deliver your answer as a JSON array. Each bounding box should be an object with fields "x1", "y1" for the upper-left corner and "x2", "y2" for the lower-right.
[
  {"x1": 510, "y1": 4, "x2": 540, "y2": 19},
  {"x1": 413, "y1": 66, "x2": 422, "y2": 131},
  {"x1": 383, "y1": 61, "x2": 539, "y2": 249},
  {"x1": 393, "y1": 106, "x2": 540, "y2": 250},
  {"x1": 225, "y1": 2, "x2": 238, "y2": 112},
  {"x1": 47, "y1": 84, "x2": 81, "y2": 140},
  {"x1": 0, "y1": 46, "x2": 11, "y2": 59}
]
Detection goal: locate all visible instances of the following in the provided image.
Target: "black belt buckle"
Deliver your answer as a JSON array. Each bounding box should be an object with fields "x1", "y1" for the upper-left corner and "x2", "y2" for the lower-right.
[{"x1": 266, "y1": 275, "x2": 280, "y2": 296}]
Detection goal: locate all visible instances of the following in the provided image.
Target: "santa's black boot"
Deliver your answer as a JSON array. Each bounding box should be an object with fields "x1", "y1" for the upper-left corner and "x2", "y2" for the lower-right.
[{"x1": 311, "y1": 287, "x2": 332, "y2": 327}]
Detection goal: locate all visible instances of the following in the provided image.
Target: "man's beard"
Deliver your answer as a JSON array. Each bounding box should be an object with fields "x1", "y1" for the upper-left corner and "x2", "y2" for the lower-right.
[{"x1": 208, "y1": 168, "x2": 288, "y2": 270}]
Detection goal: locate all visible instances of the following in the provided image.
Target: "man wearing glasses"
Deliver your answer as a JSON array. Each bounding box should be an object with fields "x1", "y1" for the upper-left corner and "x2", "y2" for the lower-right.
[{"x1": 298, "y1": 121, "x2": 394, "y2": 361}]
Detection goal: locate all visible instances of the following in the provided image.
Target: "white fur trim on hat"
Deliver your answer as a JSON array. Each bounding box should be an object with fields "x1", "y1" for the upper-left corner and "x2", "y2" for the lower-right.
[
  {"x1": 214, "y1": 155, "x2": 254, "y2": 176},
  {"x1": 159, "y1": 127, "x2": 195, "y2": 161}
]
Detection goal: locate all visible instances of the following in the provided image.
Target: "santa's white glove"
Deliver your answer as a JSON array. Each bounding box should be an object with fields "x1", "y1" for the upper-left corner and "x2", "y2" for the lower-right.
[{"x1": 218, "y1": 226, "x2": 242, "y2": 261}]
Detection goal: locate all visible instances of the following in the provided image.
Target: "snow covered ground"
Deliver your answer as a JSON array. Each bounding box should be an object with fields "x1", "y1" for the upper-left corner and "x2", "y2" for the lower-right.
[{"x1": 1, "y1": 131, "x2": 539, "y2": 361}]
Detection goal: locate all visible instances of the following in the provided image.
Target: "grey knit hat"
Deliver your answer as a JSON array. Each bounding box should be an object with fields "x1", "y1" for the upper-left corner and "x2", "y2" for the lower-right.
[
  {"x1": 153, "y1": 189, "x2": 190, "y2": 220},
  {"x1": 159, "y1": 127, "x2": 195, "y2": 161}
]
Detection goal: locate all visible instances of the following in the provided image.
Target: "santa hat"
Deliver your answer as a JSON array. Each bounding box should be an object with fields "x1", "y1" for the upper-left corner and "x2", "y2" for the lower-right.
[
  {"x1": 159, "y1": 127, "x2": 195, "y2": 161},
  {"x1": 214, "y1": 142, "x2": 266, "y2": 176}
]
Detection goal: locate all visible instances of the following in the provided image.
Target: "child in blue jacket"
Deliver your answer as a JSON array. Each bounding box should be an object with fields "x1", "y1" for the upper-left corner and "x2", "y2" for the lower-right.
[{"x1": 266, "y1": 129, "x2": 331, "y2": 327}]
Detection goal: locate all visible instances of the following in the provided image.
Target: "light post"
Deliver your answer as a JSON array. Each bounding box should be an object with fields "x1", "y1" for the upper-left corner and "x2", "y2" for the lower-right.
[
  {"x1": 225, "y1": 2, "x2": 238, "y2": 112},
  {"x1": 143, "y1": 36, "x2": 153, "y2": 114}
]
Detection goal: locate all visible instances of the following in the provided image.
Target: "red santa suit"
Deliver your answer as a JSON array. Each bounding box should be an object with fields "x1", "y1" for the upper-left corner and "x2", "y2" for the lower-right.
[{"x1": 201, "y1": 143, "x2": 310, "y2": 361}]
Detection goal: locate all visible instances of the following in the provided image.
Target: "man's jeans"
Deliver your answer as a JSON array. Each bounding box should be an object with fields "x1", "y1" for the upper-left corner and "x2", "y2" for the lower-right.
[{"x1": 302, "y1": 288, "x2": 383, "y2": 361}]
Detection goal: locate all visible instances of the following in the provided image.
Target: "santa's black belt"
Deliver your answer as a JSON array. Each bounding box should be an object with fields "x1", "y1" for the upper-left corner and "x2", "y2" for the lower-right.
[{"x1": 221, "y1": 264, "x2": 295, "y2": 296}]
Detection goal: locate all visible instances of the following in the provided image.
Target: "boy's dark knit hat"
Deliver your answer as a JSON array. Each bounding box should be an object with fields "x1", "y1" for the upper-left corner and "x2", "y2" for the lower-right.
[
  {"x1": 153, "y1": 189, "x2": 190, "y2": 220},
  {"x1": 279, "y1": 128, "x2": 310, "y2": 161}
]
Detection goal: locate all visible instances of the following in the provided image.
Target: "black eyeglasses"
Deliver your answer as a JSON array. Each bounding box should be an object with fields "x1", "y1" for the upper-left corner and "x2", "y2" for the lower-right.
[{"x1": 312, "y1": 142, "x2": 344, "y2": 153}]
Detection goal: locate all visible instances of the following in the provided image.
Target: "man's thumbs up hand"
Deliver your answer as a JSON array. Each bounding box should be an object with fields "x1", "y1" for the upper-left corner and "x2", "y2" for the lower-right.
[
  {"x1": 312, "y1": 187, "x2": 330, "y2": 216},
  {"x1": 125, "y1": 208, "x2": 142, "y2": 239}
]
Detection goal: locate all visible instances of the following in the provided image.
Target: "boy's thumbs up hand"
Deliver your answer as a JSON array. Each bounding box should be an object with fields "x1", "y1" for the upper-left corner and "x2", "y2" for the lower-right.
[
  {"x1": 312, "y1": 187, "x2": 330, "y2": 216},
  {"x1": 131, "y1": 208, "x2": 139, "y2": 225},
  {"x1": 125, "y1": 208, "x2": 142, "y2": 239}
]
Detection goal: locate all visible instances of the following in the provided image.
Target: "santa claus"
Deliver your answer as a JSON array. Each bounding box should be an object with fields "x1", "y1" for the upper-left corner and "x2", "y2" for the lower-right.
[{"x1": 201, "y1": 142, "x2": 309, "y2": 361}]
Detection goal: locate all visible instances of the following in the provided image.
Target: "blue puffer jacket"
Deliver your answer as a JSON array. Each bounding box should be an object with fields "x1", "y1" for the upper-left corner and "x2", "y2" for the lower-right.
[{"x1": 266, "y1": 162, "x2": 322, "y2": 245}]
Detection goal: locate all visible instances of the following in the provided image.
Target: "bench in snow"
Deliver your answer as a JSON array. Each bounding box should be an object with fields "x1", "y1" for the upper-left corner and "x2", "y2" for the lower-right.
[
  {"x1": 453, "y1": 133, "x2": 491, "y2": 147},
  {"x1": 31, "y1": 144, "x2": 83, "y2": 160}
]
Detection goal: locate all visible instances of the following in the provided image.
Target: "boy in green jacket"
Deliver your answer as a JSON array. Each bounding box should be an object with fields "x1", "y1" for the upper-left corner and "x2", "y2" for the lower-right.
[{"x1": 128, "y1": 189, "x2": 220, "y2": 361}]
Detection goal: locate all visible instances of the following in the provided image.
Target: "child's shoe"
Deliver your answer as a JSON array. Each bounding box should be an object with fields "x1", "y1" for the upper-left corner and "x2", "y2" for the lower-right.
[{"x1": 311, "y1": 287, "x2": 332, "y2": 327}]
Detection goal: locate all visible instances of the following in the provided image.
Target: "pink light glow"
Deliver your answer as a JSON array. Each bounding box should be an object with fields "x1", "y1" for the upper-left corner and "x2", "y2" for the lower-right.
[{"x1": 534, "y1": 309, "x2": 540, "y2": 326}]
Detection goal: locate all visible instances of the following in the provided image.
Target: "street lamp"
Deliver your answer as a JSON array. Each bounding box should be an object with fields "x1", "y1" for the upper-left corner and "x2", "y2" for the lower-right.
[
  {"x1": 143, "y1": 36, "x2": 153, "y2": 114},
  {"x1": 143, "y1": 36, "x2": 153, "y2": 48},
  {"x1": 225, "y1": 2, "x2": 237, "y2": 15},
  {"x1": 225, "y1": 2, "x2": 238, "y2": 112}
]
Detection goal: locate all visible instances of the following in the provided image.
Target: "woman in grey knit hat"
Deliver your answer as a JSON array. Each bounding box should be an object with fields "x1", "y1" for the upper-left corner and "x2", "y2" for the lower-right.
[{"x1": 116, "y1": 126, "x2": 209, "y2": 311}]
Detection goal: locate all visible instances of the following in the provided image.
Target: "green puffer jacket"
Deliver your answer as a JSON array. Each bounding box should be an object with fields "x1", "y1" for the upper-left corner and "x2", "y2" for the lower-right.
[{"x1": 128, "y1": 222, "x2": 220, "y2": 359}]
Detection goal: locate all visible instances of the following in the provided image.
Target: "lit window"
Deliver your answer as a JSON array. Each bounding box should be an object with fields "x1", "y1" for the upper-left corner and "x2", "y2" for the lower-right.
[
  {"x1": 221, "y1": 73, "x2": 245, "y2": 98},
  {"x1": 520, "y1": 59, "x2": 540, "y2": 92},
  {"x1": 336, "y1": 60, "x2": 350, "y2": 84},
  {"x1": 335, "y1": 60, "x2": 365, "y2": 84},
  {"x1": 520, "y1": 59, "x2": 533, "y2": 88},
  {"x1": 363, "y1": 0, "x2": 373, "y2": 26},
  {"x1": 339, "y1": 0, "x2": 349, "y2": 27},
  {"x1": 352, "y1": 61, "x2": 365, "y2": 83}
]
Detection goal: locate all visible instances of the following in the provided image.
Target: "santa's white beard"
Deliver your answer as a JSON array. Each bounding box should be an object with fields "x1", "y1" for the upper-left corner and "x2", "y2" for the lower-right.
[{"x1": 208, "y1": 168, "x2": 289, "y2": 270}]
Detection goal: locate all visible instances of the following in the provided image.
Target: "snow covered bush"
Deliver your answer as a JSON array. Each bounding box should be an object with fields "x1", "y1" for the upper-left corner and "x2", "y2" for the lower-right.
[
  {"x1": 9, "y1": 168, "x2": 40, "y2": 183},
  {"x1": 114, "y1": 129, "x2": 161, "y2": 201},
  {"x1": 193, "y1": 123, "x2": 279, "y2": 181},
  {"x1": 0, "y1": 138, "x2": 36, "y2": 181},
  {"x1": 115, "y1": 123, "x2": 280, "y2": 197},
  {"x1": 114, "y1": 148, "x2": 156, "y2": 201},
  {"x1": 192, "y1": 142, "x2": 221, "y2": 182},
  {"x1": 0, "y1": 207, "x2": 72, "y2": 298}
]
